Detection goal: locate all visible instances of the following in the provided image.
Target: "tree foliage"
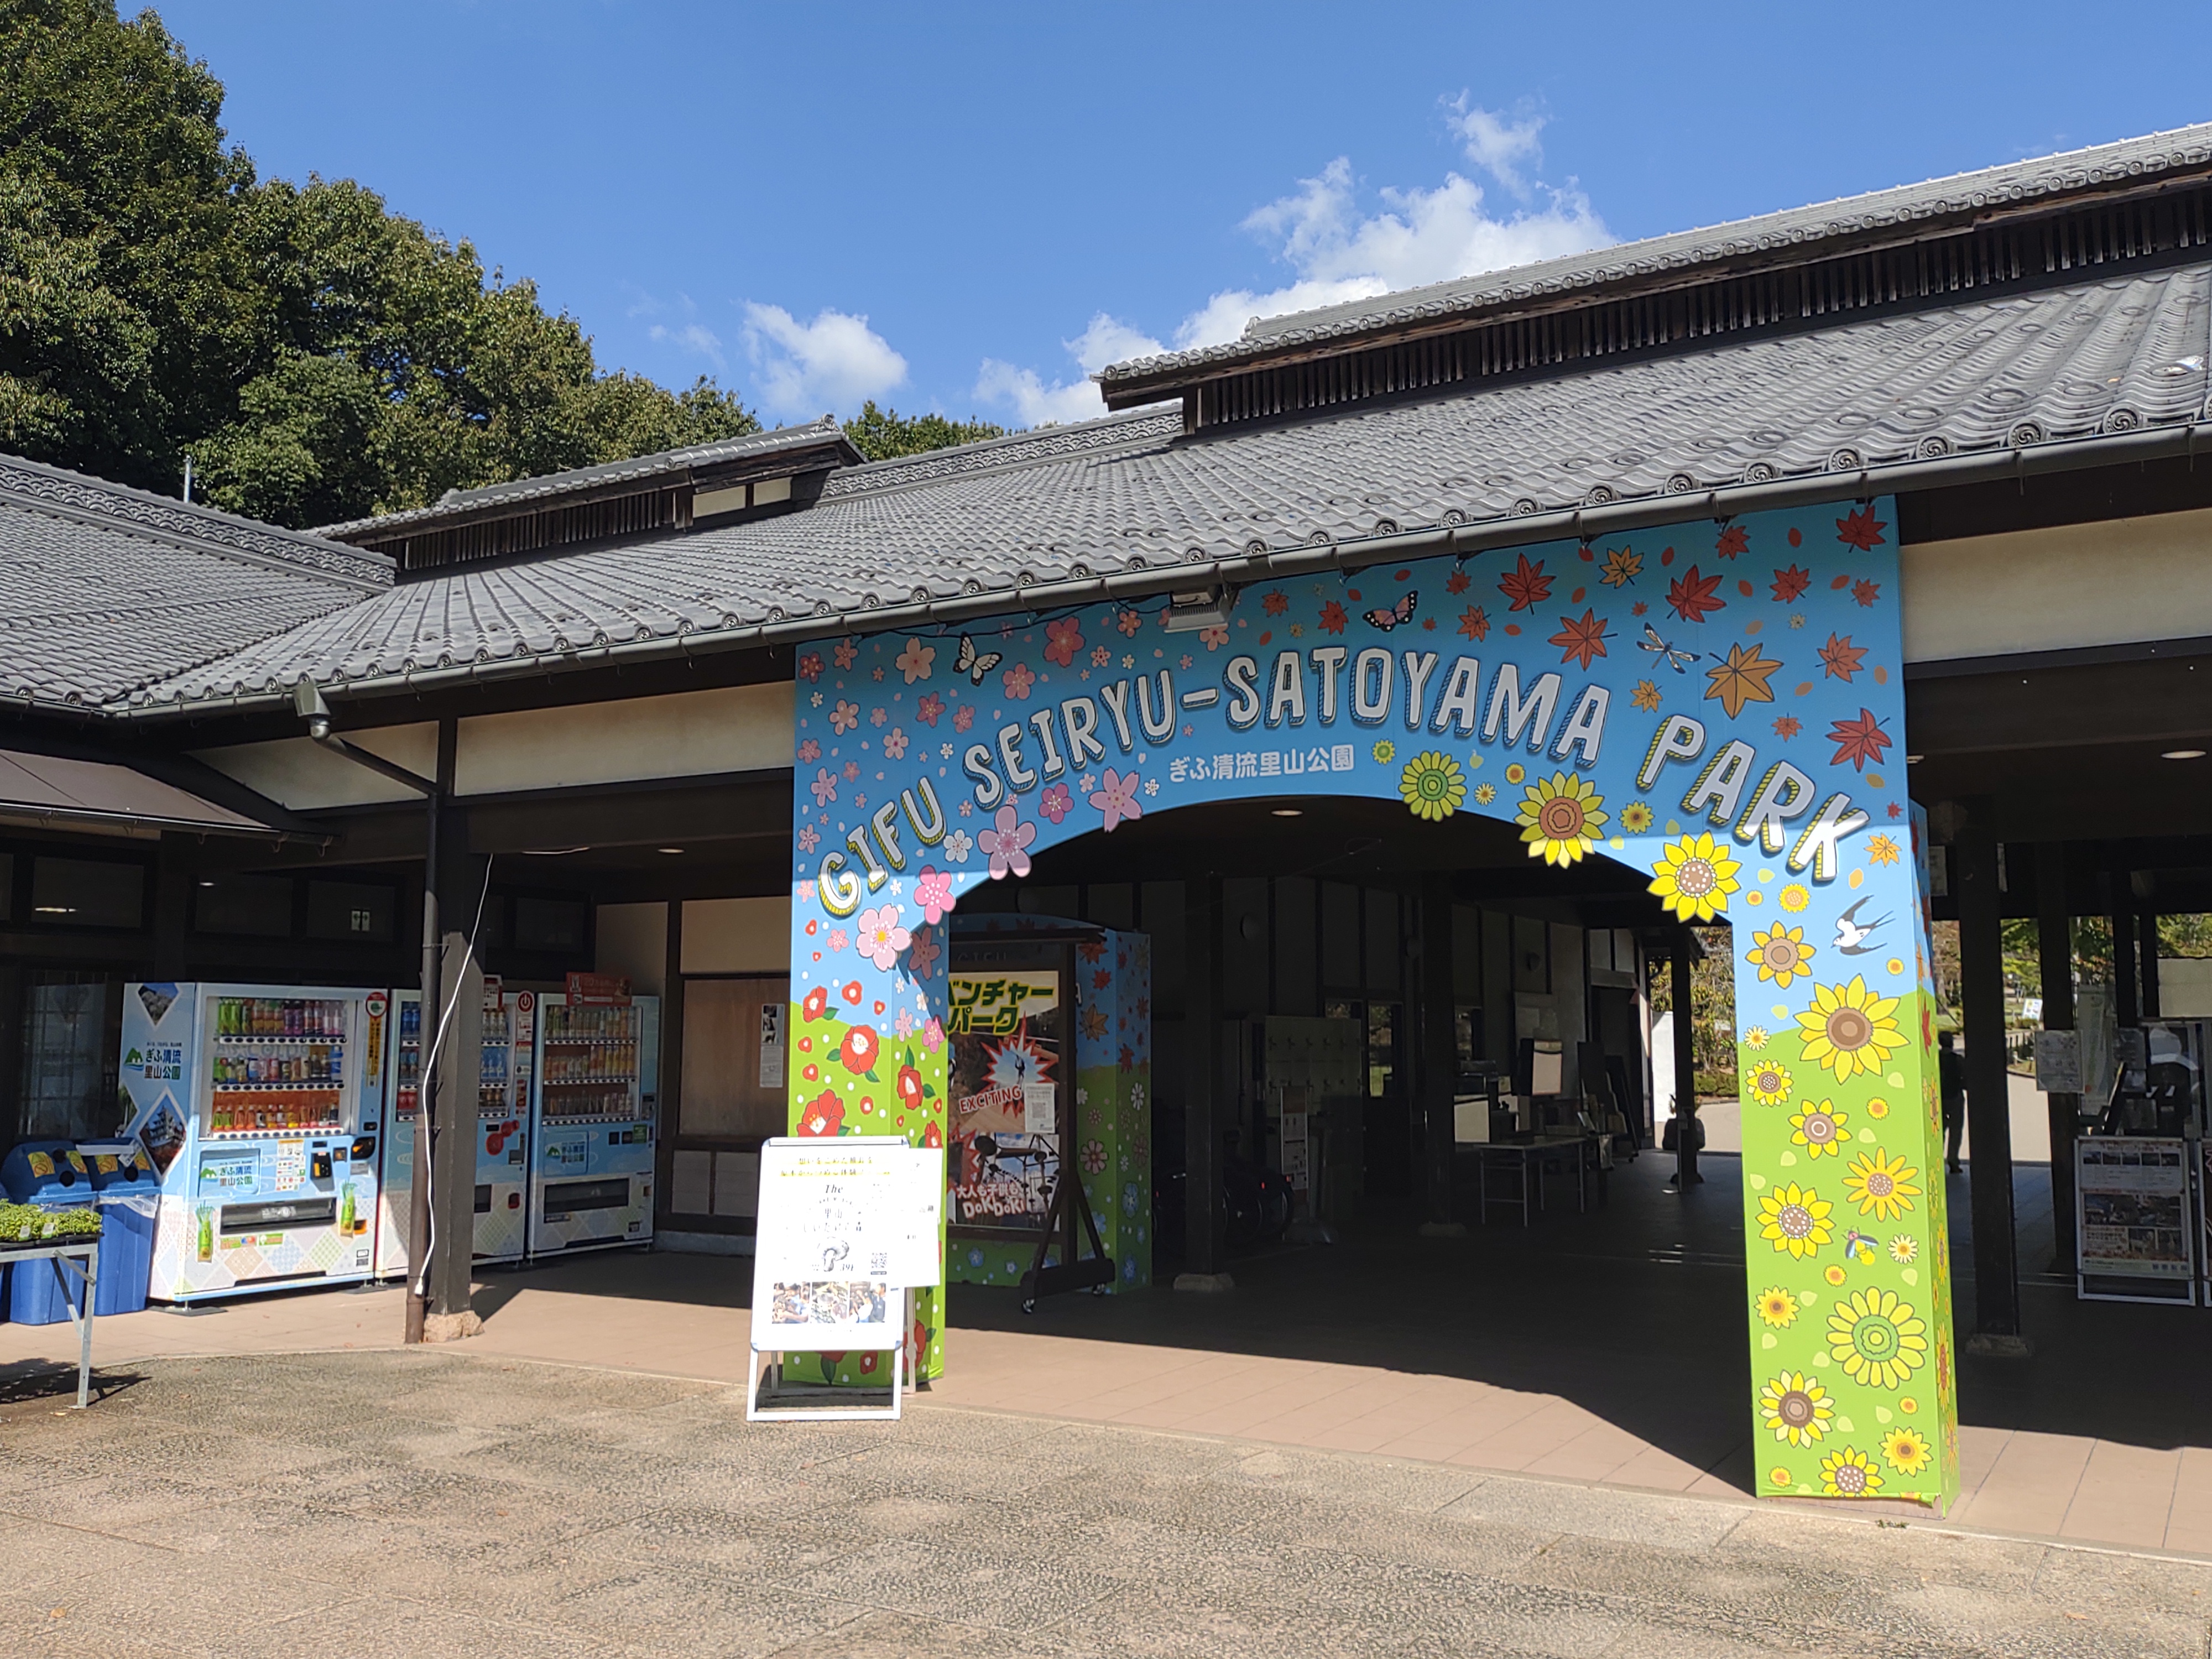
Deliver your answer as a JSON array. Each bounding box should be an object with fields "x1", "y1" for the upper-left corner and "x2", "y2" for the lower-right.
[
  {"x1": 0, "y1": 1, "x2": 760, "y2": 525},
  {"x1": 843, "y1": 400, "x2": 1006, "y2": 463}
]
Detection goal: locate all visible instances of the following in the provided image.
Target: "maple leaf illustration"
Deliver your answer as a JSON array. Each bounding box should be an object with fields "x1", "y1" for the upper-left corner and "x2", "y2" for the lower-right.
[
  {"x1": 1261, "y1": 589, "x2": 1289, "y2": 616},
  {"x1": 1818, "y1": 632, "x2": 1867, "y2": 681},
  {"x1": 1599, "y1": 546, "x2": 1642, "y2": 588},
  {"x1": 1836, "y1": 505, "x2": 1888, "y2": 551},
  {"x1": 1445, "y1": 569, "x2": 1471, "y2": 595},
  {"x1": 1714, "y1": 524, "x2": 1750, "y2": 560},
  {"x1": 1318, "y1": 600, "x2": 1348, "y2": 635},
  {"x1": 1828, "y1": 707, "x2": 1893, "y2": 770},
  {"x1": 1852, "y1": 577, "x2": 1881, "y2": 608},
  {"x1": 1549, "y1": 609, "x2": 1612, "y2": 670},
  {"x1": 1771, "y1": 565, "x2": 1811, "y2": 604},
  {"x1": 1703, "y1": 643, "x2": 1781, "y2": 718},
  {"x1": 1667, "y1": 564, "x2": 1726, "y2": 624},
  {"x1": 1498, "y1": 552, "x2": 1553, "y2": 613},
  {"x1": 1773, "y1": 715, "x2": 1802, "y2": 739},
  {"x1": 1457, "y1": 605, "x2": 1490, "y2": 641}
]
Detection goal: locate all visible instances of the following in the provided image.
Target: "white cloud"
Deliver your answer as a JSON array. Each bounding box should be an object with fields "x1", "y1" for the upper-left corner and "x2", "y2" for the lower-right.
[
  {"x1": 625, "y1": 289, "x2": 726, "y2": 370},
  {"x1": 742, "y1": 303, "x2": 906, "y2": 419},
  {"x1": 976, "y1": 105, "x2": 1610, "y2": 419},
  {"x1": 648, "y1": 321, "x2": 726, "y2": 369}
]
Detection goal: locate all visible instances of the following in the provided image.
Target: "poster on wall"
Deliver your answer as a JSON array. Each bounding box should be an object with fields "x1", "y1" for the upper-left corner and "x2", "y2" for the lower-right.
[{"x1": 945, "y1": 969, "x2": 1063, "y2": 1232}]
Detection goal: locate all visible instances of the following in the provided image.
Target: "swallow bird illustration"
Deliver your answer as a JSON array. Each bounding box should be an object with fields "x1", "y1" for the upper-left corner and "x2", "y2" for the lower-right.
[{"x1": 1833, "y1": 897, "x2": 1891, "y2": 955}]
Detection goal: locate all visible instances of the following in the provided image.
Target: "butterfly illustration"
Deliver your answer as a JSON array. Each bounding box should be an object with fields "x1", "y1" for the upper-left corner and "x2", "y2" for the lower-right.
[
  {"x1": 954, "y1": 635, "x2": 1003, "y2": 686},
  {"x1": 1363, "y1": 591, "x2": 1418, "y2": 631},
  {"x1": 1637, "y1": 623, "x2": 1702, "y2": 674}
]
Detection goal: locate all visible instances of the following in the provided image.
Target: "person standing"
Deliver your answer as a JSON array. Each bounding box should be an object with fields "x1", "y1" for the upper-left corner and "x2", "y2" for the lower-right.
[{"x1": 1938, "y1": 1029, "x2": 1965, "y2": 1173}]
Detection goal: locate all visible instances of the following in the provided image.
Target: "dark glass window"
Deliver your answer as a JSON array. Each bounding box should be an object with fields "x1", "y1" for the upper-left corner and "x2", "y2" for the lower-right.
[
  {"x1": 29, "y1": 857, "x2": 144, "y2": 928},
  {"x1": 514, "y1": 895, "x2": 587, "y2": 954},
  {"x1": 306, "y1": 880, "x2": 395, "y2": 943},
  {"x1": 195, "y1": 874, "x2": 295, "y2": 937},
  {"x1": 18, "y1": 974, "x2": 123, "y2": 1139},
  {"x1": 0, "y1": 852, "x2": 12, "y2": 922}
]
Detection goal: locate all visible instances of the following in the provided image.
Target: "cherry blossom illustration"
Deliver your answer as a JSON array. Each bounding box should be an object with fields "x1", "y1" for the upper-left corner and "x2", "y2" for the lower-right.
[
  {"x1": 1044, "y1": 617, "x2": 1086, "y2": 667},
  {"x1": 797, "y1": 738, "x2": 820, "y2": 763},
  {"x1": 1002, "y1": 663, "x2": 1036, "y2": 700},
  {"x1": 883, "y1": 727, "x2": 910, "y2": 759},
  {"x1": 830, "y1": 699, "x2": 859, "y2": 734},
  {"x1": 914, "y1": 866, "x2": 957, "y2": 925},
  {"x1": 855, "y1": 904, "x2": 912, "y2": 971},
  {"x1": 942, "y1": 828, "x2": 973, "y2": 864},
  {"x1": 979, "y1": 803, "x2": 1036, "y2": 878},
  {"x1": 1090, "y1": 769, "x2": 1144, "y2": 832},
  {"x1": 1040, "y1": 781, "x2": 1073, "y2": 823},
  {"x1": 809, "y1": 767, "x2": 838, "y2": 806},
  {"x1": 916, "y1": 692, "x2": 945, "y2": 725},
  {"x1": 895, "y1": 639, "x2": 935, "y2": 682}
]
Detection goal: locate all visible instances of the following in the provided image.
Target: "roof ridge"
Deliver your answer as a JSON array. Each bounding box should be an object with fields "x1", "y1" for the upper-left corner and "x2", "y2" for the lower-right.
[
  {"x1": 0, "y1": 451, "x2": 392, "y2": 591},
  {"x1": 818, "y1": 406, "x2": 1183, "y2": 501},
  {"x1": 1101, "y1": 121, "x2": 2212, "y2": 387}
]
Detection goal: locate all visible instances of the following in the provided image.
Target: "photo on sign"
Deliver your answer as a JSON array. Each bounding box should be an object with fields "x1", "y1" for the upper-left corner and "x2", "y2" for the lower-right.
[
  {"x1": 947, "y1": 969, "x2": 1063, "y2": 1232},
  {"x1": 769, "y1": 1279, "x2": 890, "y2": 1327}
]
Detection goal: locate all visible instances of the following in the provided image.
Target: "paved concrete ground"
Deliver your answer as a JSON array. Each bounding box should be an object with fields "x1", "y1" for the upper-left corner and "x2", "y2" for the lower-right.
[{"x1": 2, "y1": 1350, "x2": 2206, "y2": 1659}]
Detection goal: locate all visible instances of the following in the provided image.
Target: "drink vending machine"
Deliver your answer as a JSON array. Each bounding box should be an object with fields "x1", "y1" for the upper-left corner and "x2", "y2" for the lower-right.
[
  {"x1": 374, "y1": 980, "x2": 536, "y2": 1275},
  {"x1": 527, "y1": 975, "x2": 659, "y2": 1258},
  {"x1": 118, "y1": 982, "x2": 385, "y2": 1304}
]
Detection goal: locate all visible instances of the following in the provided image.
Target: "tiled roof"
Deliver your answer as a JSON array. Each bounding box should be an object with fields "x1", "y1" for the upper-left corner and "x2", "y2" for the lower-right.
[
  {"x1": 311, "y1": 416, "x2": 860, "y2": 539},
  {"x1": 1099, "y1": 122, "x2": 2212, "y2": 391},
  {"x1": 130, "y1": 261, "x2": 2211, "y2": 710},
  {"x1": 0, "y1": 454, "x2": 389, "y2": 708}
]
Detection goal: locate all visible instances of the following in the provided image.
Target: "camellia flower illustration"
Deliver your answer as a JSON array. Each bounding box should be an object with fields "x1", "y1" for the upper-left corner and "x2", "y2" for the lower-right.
[
  {"x1": 1757, "y1": 1181, "x2": 1833, "y2": 1258},
  {"x1": 895, "y1": 639, "x2": 935, "y2": 683},
  {"x1": 942, "y1": 828, "x2": 973, "y2": 864},
  {"x1": 838, "y1": 1025, "x2": 880, "y2": 1074},
  {"x1": 1515, "y1": 771, "x2": 1606, "y2": 864},
  {"x1": 1827, "y1": 1287, "x2": 1927, "y2": 1390},
  {"x1": 1819, "y1": 1447, "x2": 1884, "y2": 1498},
  {"x1": 1754, "y1": 1287, "x2": 1798, "y2": 1329},
  {"x1": 979, "y1": 804, "x2": 1036, "y2": 878},
  {"x1": 1089, "y1": 769, "x2": 1144, "y2": 831},
  {"x1": 896, "y1": 1065, "x2": 924, "y2": 1112},
  {"x1": 1843, "y1": 1147, "x2": 1921, "y2": 1220},
  {"x1": 1745, "y1": 1058, "x2": 1793, "y2": 1108},
  {"x1": 1759, "y1": 1371, "x2": 1833, "y2": 1447},
  {"x1": 1887, "y1": 1234, "x2": 1918, "y2": 1265},
  {"x1": 1789, "y1": 1100, "x2": 1849, "y2": 1157},
  {"x1": 802, "y1": 985, "x2": 830, "y2": 1022},
  {"x1": 1043, "y1": 617, "x2": 1086, "y2": 667},
  {"x1": 1649, "y1": 831, "x2": 1741, "y2": 921},
  {"x1": 1619, "y1": 800, "x2": 1655, "y2": 834},
  {"x1": 798, "y1": 1091, "x2": 844, "y2": 1137},
  {"x1": 1399, "y1": 752, "x2": 1466, "y2": 823},
  {"x1": 1796, "y1": 975, "x2": 1903, "y2": 1079},
  {"x1": 913, "y1": 867, "x2": 956, "y2": 926},
  {"x1": 1880, "y1": 1426, "x2": 1933, "y2": 1477},
  {"x1": 1747, "y1": 922, "x2": 1815, "y2": 987},
  {"x1": 855, "y1": 905, "x2": 911, "y2": 971}
]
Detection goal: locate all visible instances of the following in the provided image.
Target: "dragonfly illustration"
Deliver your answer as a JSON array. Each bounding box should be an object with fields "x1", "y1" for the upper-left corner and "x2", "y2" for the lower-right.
[{"x1": 1637, "y1": 623, "x2": 1702, "y2": 674}]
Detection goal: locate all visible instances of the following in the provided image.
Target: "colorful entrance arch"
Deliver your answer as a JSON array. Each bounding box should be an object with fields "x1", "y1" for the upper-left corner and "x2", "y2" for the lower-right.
[{"x1": 786, "y1": 498, "x2": 1955, "y2": 1506}]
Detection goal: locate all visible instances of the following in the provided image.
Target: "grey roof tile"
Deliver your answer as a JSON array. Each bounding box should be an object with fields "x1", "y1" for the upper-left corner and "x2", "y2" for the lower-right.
[{"x1": 134, "y1": 262, "x2": 2212, "y2": 709}]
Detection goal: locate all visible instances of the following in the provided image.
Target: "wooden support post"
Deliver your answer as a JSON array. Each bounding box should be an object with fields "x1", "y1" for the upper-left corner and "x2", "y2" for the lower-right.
[
  {"x1": 1418, "y1": 876, "x2": 1458, "y2": 1230},
  {"x1": 1669, "y1": 936, "x2": 1700, "y2": 1189},
  {"x1": 2140, "y1": 909, "x2": 2162, "y2": 1020},
  {"x1": 1180, "y1": 872, "x2": 1225, "y2": 1284},
  {"x1": 1957, "y1": 808, "x2": 2025, "y2": 1350},
  {"x1": 2034, "y1": 843, "x2": 2079, "y2": 1275},
  {"x1": 2109, "y1": 859, "x2": 2138, "y2": 1030}
]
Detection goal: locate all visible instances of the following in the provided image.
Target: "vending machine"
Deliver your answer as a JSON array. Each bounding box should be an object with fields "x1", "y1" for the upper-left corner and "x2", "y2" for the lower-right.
[
  {"x1": 527, "y1": 975, "x2": 659, "y2": 1258},
  {"x1": 118, "y1": 982, "x2": 386, "y2": 1304},
  {"x1": 373, "y1": 982, "x2": 536, "y2": 1275}
]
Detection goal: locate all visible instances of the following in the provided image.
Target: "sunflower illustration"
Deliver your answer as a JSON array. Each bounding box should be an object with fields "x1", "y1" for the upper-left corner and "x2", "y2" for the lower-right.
[
  {"x1": 1843, "y1": 1147, "x2": 1921, "y2": 1220},
  {"x1": 1880, "y1": 1426, "x2": 1933, "y2": 1477},
  {"x1": 1746, "y1": 922, "x2": 1815, "y2": 988},
  {"x1": 1515, "y1": 772, "x2": 1608, "y2": 865},
  {"x1": 1759, "y1": 1371, "x2": 1833, "y2": 1447},
  {"x1": 1788, "y1": 1100, "x2": 1849, "y2": 1157},
  {"x1": 1818, "y1": 1446, "x2": 1885, "y2": 1497},
  {"x1": 1373, "y1": 739, "x2": 1396, "y2": 764},
  {"x1": 1620, "y1": 800, "x2": 1656, "y2": 834},
  {"x1": 1827, "y1": 1287, "x2": 1928, "y2": 1390},
  {"x1": 1397, "y1": 752, "x2": 1465, "y2": 822},
  {"x1": 1504, "y1": 762, "x2": 1526, "y2": 785},
  {"x1": 1745, "y1": 1058, "x2": 1793, "y2": 1107},
  {"x1": 1648, "y1": 831, "x2": 1741, "y2": 922},
  {"x1": 1473, "y1": 781, "x2": 1497, "y2": 805},
  {"x1": 1887, "y1": 1234, "x2": 1918, "y2": 1265},
  {"x1": 1780, "y1": 883, "x2": 1811, "y2": 912},
  {"x1": 1794, "y1": 975, "x2": 1903, "y2": 1080},
  {"x1": 1754, "y1": 1287, "x2": 1798, "y2": 1328},
  {"x1": 1741, "y1": 1026, "x2": 1770, "y2": 1051},
  {"x1": 1756, "y1": 1182, "x2": 1833, "y2": 1259}
]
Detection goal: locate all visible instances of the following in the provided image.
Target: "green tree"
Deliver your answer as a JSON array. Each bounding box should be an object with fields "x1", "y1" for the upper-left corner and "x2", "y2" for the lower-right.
[{"x1": 843, "y1": 400, "x2": 1006, "y2": 462}]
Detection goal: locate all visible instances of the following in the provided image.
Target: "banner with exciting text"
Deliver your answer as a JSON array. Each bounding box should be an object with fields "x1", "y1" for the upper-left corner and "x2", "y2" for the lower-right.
[{"x1": 786, "y1": 498, "x2": 1955, "y2": 1506}]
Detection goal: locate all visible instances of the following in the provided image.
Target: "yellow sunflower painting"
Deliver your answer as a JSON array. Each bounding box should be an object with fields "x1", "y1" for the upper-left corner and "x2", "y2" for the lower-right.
[
  {"x1": 1827, "y1": 1287, "x2": 1928, "y2": 1390},
  {"x1": 1759, "y1": 1371, "x2": 1833, "y2": 1447},
  {"x1": 1746, "y1": 922, "x2": 1815, "y2": 988},
  {"x1": 1880, "y1": 1426, "x2": 1933, "y2": 1477},
  {"x1": 1788, "y1": 1100, "x2": 1849, "y2": 1157},
  {"x1": 1514, "y1": 772, "x2": 1607, "y2": 865},
  {"x1": 1744, "y1": 1059, "x2": 1793, "y2": 1107},
  {"x1": 1648, "y1": 831, "x2": 1741, "y2": 922},
  {"x1": 1843, "y1": 1148, "x2": 1921, "y2": 1220},
  {"x1": 1397, "y1": 752, "x2": 1464, "y2": 822},
  {"x1": 1756, "y1": 1182, "x2": 1833, "y2": 1259},
  {"x1": 1794, "y1": 975, "x2": 1903, "y2": 1080},
  {"x1": 1620, "y1": 800, "x2": 1655, "y2": 834},
  {"x1": 1818, "y1": 1446, "x2": 1884, "y2": 1497},
  {"x1": 1754, "y1": 1287, "x2": 1798, "y2": 1328}
]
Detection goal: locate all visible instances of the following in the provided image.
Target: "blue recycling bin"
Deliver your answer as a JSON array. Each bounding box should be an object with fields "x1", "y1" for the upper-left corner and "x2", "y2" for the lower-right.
[
  {"x1": 2, "y1": 1140, "x2": 98, "y2": 1325},
  {"x1": 83, "y1": 1140, "x2": 154, "y2": 1316}
]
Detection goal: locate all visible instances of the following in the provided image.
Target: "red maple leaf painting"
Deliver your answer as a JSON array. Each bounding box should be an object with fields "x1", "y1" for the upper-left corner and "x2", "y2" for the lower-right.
[
  {"x1": 1771, "y1": 565, "x2": 1811, "y2": 604},
  {"x1": 1318, "y1": 599, "x2": 1348, "y2": 635},
  {"x1": 1828, "y1": 708, "x2": 1893, "y2": 771},
  {"x1": 1630, "y1": 600, "x2": 1648, "y2": 617},
  {"x1": 1498, "y1": 552, "x2": 1553, "y2": 613},
  {"x1": 1457, "y1": 604, "x2": 1490, "y2": 641},
  {"x1": 1818, "y1": 632, "x2": 1867, "y2": 680},
  {"x1": 1548, "y1": 609, "x2": 1611, "y2": 670},
  {"x1": 1446, "y1": 569, "x2": 1470, "y2": 595},
  {"x1": 1666, "y1": 564, "x2": 1725, "y2": 624},
  {"x1": 1714, "y1": 524, "x2": 1750, "y2": 560},
  {"x1": 1261, "y1": 589, "x2": 1289, "y2": 616},
  {"x1": 1836, "y1": 505, "x2": 1889, "y2": 551},
  {"x1": 1773, "y1": 715, "x2": 1802, "y2": 739},
  {"x1": 1852, "y1": 577, "x2": 1881, "y2": 608}
]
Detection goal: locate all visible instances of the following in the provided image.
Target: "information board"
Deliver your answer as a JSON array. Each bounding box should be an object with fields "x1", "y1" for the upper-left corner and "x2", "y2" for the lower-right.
[
  {"x1": 750, "y1": 1137, "x2": 942, "y2": 1352},
  {"x1": 2033, "y1": 1030, "x2": 2081, "y2": 1093},
  {"x1": 2077, "y1": 1136, "x2": 2194, "y2": 1280}
]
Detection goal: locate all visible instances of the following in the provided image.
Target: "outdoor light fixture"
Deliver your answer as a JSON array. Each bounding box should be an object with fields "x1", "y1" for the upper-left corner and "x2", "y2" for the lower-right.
[
  {"x1": 1160, "y1": 585, "x2": 1237, "y2": 632},
  {"x1": 2162, "y1": 749, "x2": 2207, "y2": 760},
  {"x1": 656, "y1": 847, "x2": 684, "y2": 854},
  {"x1": 1271, "y1": 807, "x2": 1302, "y2": 817}
]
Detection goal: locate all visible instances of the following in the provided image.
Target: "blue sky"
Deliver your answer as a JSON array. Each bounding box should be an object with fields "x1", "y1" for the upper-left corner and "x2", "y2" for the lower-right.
[{"x1": 164, "y1": 1, "x2": 2212, "y2": 430}]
